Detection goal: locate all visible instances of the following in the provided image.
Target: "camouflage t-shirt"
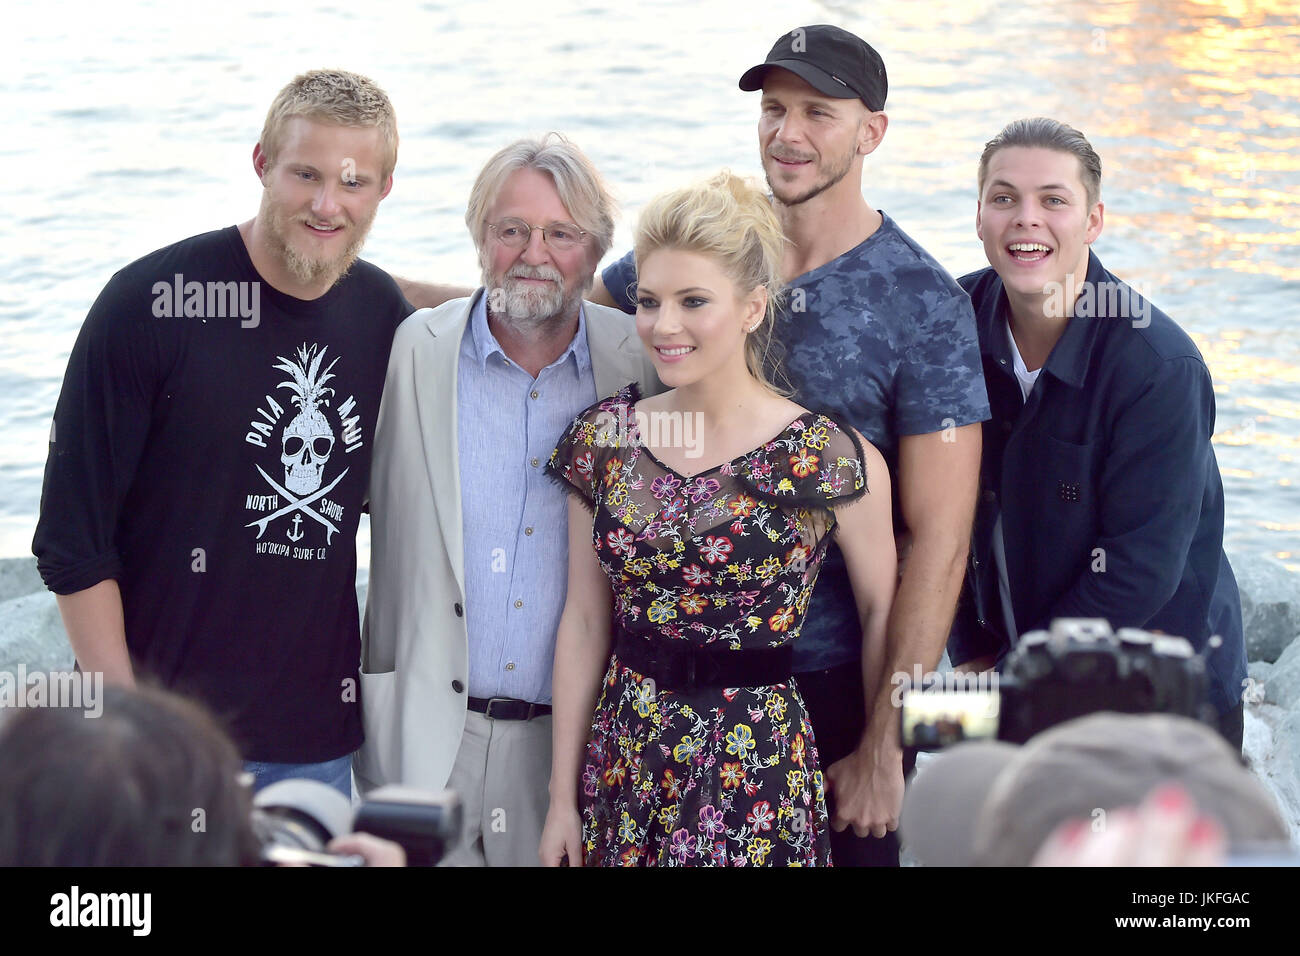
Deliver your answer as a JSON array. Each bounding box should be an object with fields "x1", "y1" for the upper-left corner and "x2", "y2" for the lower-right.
[{"x1": 601, "y1": 211, "x2": 989, "y2": 669}]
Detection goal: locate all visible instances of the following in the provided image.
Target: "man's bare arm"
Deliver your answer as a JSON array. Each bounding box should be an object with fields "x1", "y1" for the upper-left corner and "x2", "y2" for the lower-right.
[
  {"x1": 859, "y1": 426, "x2": 981, "y2": 824},
  {"x1": 587, "y1": 274, "x2": 619, "y2": 309},
  {"x1": 393, "y1": 277, "x2": 473, "y2": 311},
  {"x1": 55, "y1": 579, "x2": 135, "y2": 686}
]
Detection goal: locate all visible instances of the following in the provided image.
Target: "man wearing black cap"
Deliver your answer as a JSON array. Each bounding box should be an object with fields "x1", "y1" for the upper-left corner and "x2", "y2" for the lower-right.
[{"x1": 398, "y1": 25, "x2": 988, "y2": 866}]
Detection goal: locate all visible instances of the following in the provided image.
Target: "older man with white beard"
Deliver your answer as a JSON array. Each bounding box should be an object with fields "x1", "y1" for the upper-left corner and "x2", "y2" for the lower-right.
[{"x1": 356, "y1": 134, "x2": 660, "y2": 866}]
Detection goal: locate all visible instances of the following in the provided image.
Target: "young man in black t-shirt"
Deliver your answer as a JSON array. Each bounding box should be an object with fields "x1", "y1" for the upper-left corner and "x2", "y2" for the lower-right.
[{"x1": 32, "y1": 70, "x2": 413, "y2": 795}]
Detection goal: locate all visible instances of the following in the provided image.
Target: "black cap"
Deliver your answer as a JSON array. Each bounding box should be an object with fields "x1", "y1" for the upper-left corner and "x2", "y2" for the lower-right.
[{"x1": 738, "y1": 24, "x2": 888, "y2": 112}]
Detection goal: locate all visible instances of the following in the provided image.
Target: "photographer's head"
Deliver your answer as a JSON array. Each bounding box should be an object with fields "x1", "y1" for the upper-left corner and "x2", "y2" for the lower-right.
[
  {"x1": 900, "y1": 712, "x2": 1287, "y2": 866},
  {"x1": 633, "y1": 171, "x2": 788, "y2": 394},
  {"x1": 0, "y1": 684, "x2": 260, "y2": 866}
]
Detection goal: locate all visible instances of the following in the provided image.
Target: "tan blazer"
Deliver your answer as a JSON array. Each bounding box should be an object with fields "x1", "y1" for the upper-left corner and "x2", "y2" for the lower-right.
[{"x1": 354, "y1": 292, "x2": 661, "y2": 791}]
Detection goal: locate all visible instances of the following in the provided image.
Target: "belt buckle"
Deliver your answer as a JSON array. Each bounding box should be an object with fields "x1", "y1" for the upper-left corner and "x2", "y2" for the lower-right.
[{"x1": 484, "y1": 697, "x2": 513, "y2": 720}]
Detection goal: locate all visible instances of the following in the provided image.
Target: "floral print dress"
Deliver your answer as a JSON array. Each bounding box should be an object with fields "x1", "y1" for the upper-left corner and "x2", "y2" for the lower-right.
[{"x1": 548, "y1": 384, "x2": 868, "y2": 866}]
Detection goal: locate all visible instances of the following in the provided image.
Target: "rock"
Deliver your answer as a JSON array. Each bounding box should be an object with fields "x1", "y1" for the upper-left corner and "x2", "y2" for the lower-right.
[
  {"x1": 1242, "y1": 707, "x2": 1271, "y2": 773},
  {"x1": 1263, "y1": 636, "x2": 1300, "y2": 711},
  {"x1": 1231, "y1": 552, "x2": 1300, "y2": 663},
  {"x1": 1248, "y1": 659, "x2": 1273, "y2": 683},
  {"x1": 1265, "y1": 708, "x2": 1300, "y2": 844},
  {"x1": 0, "y1": 590, "x2": 73, "y2": 674},
  {"x1": 0, "y1": 557, "x2": 43, "y2": 604}
]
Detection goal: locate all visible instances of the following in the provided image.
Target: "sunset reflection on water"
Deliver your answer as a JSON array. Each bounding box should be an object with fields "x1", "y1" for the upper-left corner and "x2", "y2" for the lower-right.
[
  {"x1": 1, "y1": 0, "x2": 1296, "y2": 565},
  {"x1": 872, "y1": 0, "x2": 1298, "y2": 564}
]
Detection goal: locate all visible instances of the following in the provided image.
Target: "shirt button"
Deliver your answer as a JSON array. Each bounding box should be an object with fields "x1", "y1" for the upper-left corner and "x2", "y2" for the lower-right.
[
  {"x1": 999, "y1": 358, "x2": 1008, "y2": 366},
  {"x1": 514, "y1": 599, "x2": 523, "y2": 609},
  {"x1": 525, "y1": 527, "x2": 534, "y2": 536},
  {"x1": 530, "y1": 457, "x2": 540, "y2": 467},
  {"x1": 505, "y1": 661, "x2": 516, "y2": 671},
  {"x1": 451, "y1": 679, "x2": 464, "y2": 693},
  {"x1": 530, "y1": 390, "x2": 539, "y2": 400},
  {"x1": 454, "y1": 602, "x2": 464, "y2": 617},
  {"x1": 983, "y1": 489, "x2": 996, "y2": 503}
]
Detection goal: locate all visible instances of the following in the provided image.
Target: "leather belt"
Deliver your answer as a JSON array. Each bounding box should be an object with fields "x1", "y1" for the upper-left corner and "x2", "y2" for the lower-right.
[
  {"x1": 467, "y1": 696, "x2": 552, "y2": 721},
  {"x1": 614, "y1": 630, "x2": 794, "y2": 693}
]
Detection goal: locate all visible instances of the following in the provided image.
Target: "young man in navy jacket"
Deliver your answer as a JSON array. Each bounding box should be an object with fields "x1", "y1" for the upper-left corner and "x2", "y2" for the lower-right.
[{"x1": 949, "y1": 118, "x2": 1248, "y2": 747}]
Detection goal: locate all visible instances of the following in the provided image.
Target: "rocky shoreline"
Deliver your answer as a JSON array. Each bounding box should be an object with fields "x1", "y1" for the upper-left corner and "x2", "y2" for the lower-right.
[{"x1": 4, "y1": 553, "x2": 1297, "y2": 848}]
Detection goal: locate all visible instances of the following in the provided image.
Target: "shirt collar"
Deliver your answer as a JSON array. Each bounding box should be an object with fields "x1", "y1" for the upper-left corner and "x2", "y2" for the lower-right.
[
  {"x1": 468, "y1": 289, "x2": 593, "y2": 377},
  {"x1": 978, "y1": 249, "x2": 1109, "y2": 390}
]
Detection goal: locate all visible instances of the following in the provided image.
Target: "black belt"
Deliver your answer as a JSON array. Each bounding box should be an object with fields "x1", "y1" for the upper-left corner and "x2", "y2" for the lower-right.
[
  {"x1": 614, "y1": 631, "x2": 794, "y2": 693},
  {"x1": 467, "y1": 696, "x2": 552, "y2": 721}
]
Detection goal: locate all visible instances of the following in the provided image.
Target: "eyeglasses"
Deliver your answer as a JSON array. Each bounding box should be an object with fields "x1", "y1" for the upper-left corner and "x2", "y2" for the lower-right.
[{"x1": 486, "y1": 217, "x2": 590, "y2": 251}]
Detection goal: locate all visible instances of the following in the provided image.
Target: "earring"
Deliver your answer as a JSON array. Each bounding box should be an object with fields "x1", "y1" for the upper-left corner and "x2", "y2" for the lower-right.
[{"x1": 748, "y1": 322, "x2": 761, "y2": 333}]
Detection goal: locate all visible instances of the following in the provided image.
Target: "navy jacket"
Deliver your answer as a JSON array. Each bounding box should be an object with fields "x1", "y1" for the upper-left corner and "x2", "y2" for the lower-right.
[{"x1": 950, "y1": 251, "x2": 1246, "y2": 716}]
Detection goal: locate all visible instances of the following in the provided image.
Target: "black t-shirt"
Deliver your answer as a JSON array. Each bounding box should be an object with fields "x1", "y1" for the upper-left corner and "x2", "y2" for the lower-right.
[{"x1": 33, "y1": 226, "x2": 413, "y2": 761}]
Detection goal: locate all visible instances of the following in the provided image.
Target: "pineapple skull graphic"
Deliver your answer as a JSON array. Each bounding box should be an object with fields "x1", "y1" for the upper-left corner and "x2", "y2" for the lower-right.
[{"x1": 274, "y1": 344, "x2": 339, "y2": 496}]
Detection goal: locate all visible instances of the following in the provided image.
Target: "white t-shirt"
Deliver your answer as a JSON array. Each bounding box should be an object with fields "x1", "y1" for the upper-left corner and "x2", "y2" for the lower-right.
[{"x1": 1006, "y1": 320, "x2": 1042, "y2": 403}]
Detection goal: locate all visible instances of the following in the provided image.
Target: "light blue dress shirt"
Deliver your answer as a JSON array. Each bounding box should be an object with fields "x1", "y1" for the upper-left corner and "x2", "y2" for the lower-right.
[{"x1": 458, "y1": 294, "x2": 598, "y2": 702}]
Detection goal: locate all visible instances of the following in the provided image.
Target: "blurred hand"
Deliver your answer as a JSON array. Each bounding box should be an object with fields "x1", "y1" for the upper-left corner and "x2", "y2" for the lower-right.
[
  {"x1": 1032, "y1": 783, "x2": 1226, "y2": 867},
  {"x1": 327, "y1": 832, "x2": 407, "y2": 867}
]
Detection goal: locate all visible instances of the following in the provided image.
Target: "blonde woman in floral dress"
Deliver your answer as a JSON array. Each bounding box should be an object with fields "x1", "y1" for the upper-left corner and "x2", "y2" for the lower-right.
[{"x1": 540, "y1": 173, "x2": 896, "y2": 866}]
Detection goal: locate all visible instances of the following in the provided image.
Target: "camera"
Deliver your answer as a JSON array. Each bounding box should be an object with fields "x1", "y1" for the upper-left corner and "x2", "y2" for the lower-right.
[
  {"x1": 252, "y1": 781, "x2": 462, "y2": 866},
  {"x1": 901, "y1": 618, "x2": 1216, "y2": 748}
]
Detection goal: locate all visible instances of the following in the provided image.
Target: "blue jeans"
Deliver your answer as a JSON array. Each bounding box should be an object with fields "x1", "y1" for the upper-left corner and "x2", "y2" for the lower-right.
[{"x1": 243, "y1": 754, "x2": 353, "y2": 800}]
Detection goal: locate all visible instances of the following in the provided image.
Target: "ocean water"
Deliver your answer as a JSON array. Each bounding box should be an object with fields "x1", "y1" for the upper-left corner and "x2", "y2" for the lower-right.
[{"x1": 1, "y1": 0, "x2": 1297, "y2": 570}]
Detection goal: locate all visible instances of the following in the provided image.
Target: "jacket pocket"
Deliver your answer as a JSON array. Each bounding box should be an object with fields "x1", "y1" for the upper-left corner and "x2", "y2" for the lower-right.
[
  {"x1": 1039, "y1": 434, "x2": 1094, "y2": 513},
  {"x1": 355, "y1": 669, "x2": 399, "y2": 791}
]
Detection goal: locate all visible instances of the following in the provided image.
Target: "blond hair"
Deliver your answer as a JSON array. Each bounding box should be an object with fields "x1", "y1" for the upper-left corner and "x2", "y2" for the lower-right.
[
  {"x1": 465, "y1": 133, "x2": 616, "y2": 267},
  {"x1": 259, "y1": 69, "x2": 399, "y2": 181},
  {"x1": 634, "y1": 171, "x2": 789, "y2": 394}
]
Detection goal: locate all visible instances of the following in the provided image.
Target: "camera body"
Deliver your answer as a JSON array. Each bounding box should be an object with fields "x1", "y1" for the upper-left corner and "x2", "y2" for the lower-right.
[
  {"x1": 902, "y1": 618, "x2": 1215, "y2": 748},
  {"x1": 253, "y1": 781, "x2": 462, "y2": 866}
]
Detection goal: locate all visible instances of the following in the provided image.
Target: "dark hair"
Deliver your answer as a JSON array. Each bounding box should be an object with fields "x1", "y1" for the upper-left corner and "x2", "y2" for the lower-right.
[
  {"x1": 977, "y1": 117, "x2": 1102, "y2": 207},
  {"x1": 0, "y1": 684, "x2": 260, "y2": 866}
]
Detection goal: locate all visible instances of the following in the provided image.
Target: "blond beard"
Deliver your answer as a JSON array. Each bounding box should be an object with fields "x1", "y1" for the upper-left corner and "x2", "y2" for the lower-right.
[{"x1": 258, "y1": 188, "x2": 375, "y2": 288}]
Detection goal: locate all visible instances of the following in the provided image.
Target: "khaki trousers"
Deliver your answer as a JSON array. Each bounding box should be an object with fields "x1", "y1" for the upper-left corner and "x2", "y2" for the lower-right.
[{"x1": 439, "y1": 709, "x2": 553, "y2": 867}]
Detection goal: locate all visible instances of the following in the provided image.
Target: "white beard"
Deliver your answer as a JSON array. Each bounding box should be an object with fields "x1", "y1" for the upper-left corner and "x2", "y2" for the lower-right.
[{"x1": 484, "y1": 263, "x2": 591, "y2": 331}]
